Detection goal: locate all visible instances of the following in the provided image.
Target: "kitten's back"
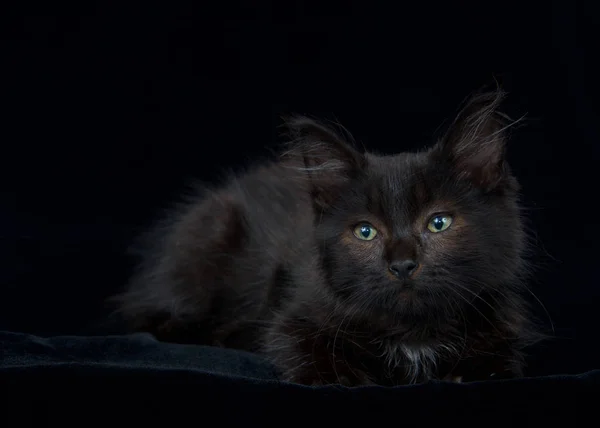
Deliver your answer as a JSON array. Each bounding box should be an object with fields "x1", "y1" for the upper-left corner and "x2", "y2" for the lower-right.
[{"x1": 113, "y1": 160, "x2": 315, "y2": 347}]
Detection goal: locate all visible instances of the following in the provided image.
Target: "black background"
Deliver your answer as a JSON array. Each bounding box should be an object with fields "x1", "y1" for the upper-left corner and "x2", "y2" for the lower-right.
[{"x1": 1, "y1": 1, "x2": 598, "y2": 377}]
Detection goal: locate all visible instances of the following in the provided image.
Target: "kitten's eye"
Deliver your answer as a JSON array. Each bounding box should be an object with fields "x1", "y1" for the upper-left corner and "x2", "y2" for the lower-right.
[
  {"x1": 353, "y1": 223, "x2": 378, "y2": 241},
  {"x1": 426, "y1": 215, "x2": 453, "y2": 233}
]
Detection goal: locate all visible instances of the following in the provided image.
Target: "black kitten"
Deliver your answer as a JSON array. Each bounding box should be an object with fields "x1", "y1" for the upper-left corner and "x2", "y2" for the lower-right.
[{"x1": 112, "y1": 91, "x2": 543, "y2": 386}]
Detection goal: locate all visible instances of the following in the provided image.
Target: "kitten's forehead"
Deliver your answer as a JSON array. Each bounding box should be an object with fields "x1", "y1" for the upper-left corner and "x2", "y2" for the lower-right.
[
  {"x1": 365, "y1": 152, "x2": 428, "y2": 193},
  {"x1": 363, "y1": 152, "x2": 432, "y2": 224}
]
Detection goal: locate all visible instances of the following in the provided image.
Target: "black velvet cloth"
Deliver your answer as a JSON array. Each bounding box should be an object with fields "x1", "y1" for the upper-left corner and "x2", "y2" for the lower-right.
[
  {"x1": 2, "y1": 1, "x2": 600, "y2": 423},
  {"x1": 1, "y1": 330, "x2": 597, "y2": 425}
]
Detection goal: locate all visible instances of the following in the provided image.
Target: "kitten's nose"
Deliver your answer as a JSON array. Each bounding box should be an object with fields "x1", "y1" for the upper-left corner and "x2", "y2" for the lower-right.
[{"x1": 388, "y1": 260, "x2": 419, "y2": 279}]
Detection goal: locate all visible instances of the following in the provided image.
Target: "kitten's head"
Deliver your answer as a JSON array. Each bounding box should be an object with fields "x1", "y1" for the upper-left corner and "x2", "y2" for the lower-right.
[{"x1": 283, "y1": 91, "x2": 527, "y2": 325}]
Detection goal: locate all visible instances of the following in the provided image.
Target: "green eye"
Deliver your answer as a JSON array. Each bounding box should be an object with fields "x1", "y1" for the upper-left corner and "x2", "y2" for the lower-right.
[
  {"x1": 427, "y1": 215, "x2": 453, "y2": 233},
  {"x1": 353, "y1": 223, "x2": 378, "y2": 241}
]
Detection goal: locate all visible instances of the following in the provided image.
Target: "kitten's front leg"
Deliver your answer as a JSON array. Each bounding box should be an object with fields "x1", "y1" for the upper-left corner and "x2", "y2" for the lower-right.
[{"x1": 263, "y1": 316, "x2": 378, "y2": 387}]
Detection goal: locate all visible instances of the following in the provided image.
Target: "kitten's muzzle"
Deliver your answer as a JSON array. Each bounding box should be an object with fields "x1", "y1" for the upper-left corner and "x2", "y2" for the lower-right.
[{"x1": 388, "y1": 260, "x2": 419, "y2": 279}]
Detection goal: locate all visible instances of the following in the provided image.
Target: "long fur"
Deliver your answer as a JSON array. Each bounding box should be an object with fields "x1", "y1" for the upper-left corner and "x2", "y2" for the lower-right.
[{"x1": 111, "y1": 90, "x2": 546, "y2": 386}]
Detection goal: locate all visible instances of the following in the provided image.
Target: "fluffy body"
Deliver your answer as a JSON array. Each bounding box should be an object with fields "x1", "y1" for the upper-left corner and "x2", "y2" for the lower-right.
[{"x1": 113, "y1": 91, "x2": 542, "y2": 386}]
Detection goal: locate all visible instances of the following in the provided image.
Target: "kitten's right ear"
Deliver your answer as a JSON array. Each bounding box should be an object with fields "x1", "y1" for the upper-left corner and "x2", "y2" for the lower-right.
[{"x1": 280, "y1": 115, "x2": 365, "y2": 210}]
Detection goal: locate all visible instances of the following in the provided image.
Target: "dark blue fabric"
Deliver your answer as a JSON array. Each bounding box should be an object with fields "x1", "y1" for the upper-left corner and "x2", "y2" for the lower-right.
[
  {"x1": 1, "y1": 330, "x2": 597, "y2": 425},
  {"x1": 0, "y1": 330, "x2": 278, "y2": 381}
]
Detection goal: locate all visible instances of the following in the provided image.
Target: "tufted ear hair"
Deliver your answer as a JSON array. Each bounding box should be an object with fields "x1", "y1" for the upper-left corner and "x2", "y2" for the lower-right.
[
  {"x1": 433, "y1": 91, "x2": 517, "y2": 192},
  {"x1": 280, "y1": 115, "x2": 365, "y2": 210}
]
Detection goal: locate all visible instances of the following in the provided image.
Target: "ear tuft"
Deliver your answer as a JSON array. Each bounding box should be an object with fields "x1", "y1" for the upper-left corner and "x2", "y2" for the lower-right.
[
  {"x1": 434, "y1": 90, "x2": 519, "y2": 191},
  {"x1": 280, "y1": 115, "x2": 364, "y2": 209}
]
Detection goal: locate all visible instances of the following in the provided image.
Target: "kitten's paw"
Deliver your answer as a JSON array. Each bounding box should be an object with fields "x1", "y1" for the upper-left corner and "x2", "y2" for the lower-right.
[
  {"x1": 335, "y1": 370, "x2": 377, "y2": 387},
  {"x1": 337, "y1": 375, "x2": 352, "y2": 386},
  {"x1": 442, "y1": 374, "x2": 463, "y2": 383}
]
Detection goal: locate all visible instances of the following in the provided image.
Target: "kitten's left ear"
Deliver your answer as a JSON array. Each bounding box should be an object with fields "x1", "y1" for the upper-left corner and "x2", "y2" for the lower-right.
[{"x1": 433, "y1": 91, "x2": 516, "y2": 192}]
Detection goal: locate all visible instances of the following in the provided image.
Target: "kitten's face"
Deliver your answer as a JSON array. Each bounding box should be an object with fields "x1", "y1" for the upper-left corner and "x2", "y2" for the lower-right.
[
  {"x1": 315, "y1": 150, "x2": 524, "y2": 322},
  {"x1": 286, "y1": 91, "x2": 525, "y2": 324}
]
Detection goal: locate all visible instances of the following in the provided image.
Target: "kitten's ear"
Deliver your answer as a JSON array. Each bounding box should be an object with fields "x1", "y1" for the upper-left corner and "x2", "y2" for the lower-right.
[
  {"x1": 434, "y1": 91, "x2": 515, "y2": 191},
  {"x1": 280, "y1": 115, "x2": 365, "y2": 209}
]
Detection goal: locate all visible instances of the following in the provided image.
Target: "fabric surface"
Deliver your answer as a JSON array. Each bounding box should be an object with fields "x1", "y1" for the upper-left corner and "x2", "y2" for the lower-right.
[{"x1": 1, "y1": 330, "x2": 597, "y2": 425}]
